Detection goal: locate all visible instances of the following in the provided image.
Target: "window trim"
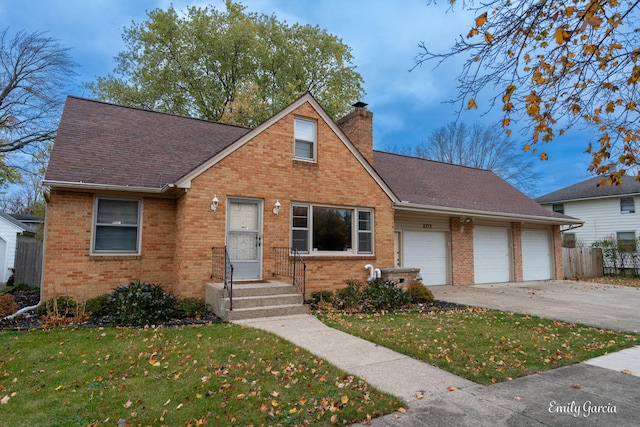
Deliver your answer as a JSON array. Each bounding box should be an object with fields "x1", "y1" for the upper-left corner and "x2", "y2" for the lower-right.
[
  {"x1": 290, "y1": 203, "x2": 374, "y2": 255},
  {"x1": 293, "y1": 117, "x2": 317, "y2": 162},
  {"x1": 620, "y1": 197, "x2": 635, "y2": 214},
  {"x1": 91, "y1": 197, "x2": 142, "y2": 256}
]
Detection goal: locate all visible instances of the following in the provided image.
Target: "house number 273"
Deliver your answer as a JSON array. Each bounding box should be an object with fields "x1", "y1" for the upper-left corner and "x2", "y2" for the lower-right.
[{"x1": 422, "y1": 224, "x2": 432, "y2": 229}]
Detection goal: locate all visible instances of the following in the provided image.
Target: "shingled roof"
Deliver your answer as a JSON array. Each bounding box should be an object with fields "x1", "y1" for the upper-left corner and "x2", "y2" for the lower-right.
[
  {"x1": 535, "y1": 175, "x2": 640, "y2": 203},
  {"x1": 45, "y1": 96, "x2": 251, "y2": 189},
  {"x1": 373, "y1": 151, "x2": 577, "y2": 223}
]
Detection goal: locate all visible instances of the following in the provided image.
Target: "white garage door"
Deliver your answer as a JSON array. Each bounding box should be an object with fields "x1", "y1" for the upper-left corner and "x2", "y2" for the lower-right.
[
  {"x1": 473, "y1": 226, "x2": 511, "y2": 284},
  {"x1": 522, "y1": 229, "x2": 553, "y2": 281},
  {"x1": 403, "y1": 231, "x2": 449, "y2": 285}
]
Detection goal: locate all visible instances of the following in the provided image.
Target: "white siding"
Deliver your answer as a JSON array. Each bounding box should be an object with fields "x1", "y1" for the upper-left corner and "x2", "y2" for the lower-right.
[
  {"x1": 0, "y1": 218, "x2": 24, "y2": 282},
  {"x1": 543, "y1": 197, "x2": 640, "y2": 246}
]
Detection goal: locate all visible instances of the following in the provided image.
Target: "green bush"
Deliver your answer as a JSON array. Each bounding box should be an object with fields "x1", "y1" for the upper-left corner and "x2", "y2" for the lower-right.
[
  {"x1": 333, "y1": 279, "x2": 411, "y2": 312},
  {"x1": 36, "y1": 296, "x2": 78, "y2": 317},
  {"x1": 333, "y1": 280, "x2": 363, "y2": 310},
  {"x1": 309, "y1": 290, "x2": 334, "y2": 304},
  {"x1": 85, "y1": 294, "x2": 113, "y2": 317},
  {"x1": 362, "y1": 279, "x2": 411, "y2": 310},
  {"x1": 178, "y1": 297, "x2": 210, "y2": 318},
  {"x1": 107, "y1": 280, "x2": 177, "y2": 326},
  {"x1": 406, "y1": 281, "x2": 434, "y2": 304}
]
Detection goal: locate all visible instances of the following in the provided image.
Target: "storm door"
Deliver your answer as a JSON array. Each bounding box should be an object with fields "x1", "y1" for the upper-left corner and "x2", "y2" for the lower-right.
[{"x1": 227, "y1": 199, "x2": 262, "y2": 280}]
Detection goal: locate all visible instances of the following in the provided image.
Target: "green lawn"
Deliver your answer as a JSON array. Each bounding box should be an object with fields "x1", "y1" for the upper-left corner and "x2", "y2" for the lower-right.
[
  {"x1": 0, "y1": 323, "x2": 403, "y2": 427},
  {"x1": 317, "y1": 307, "x2": 640, "y2": 385}
]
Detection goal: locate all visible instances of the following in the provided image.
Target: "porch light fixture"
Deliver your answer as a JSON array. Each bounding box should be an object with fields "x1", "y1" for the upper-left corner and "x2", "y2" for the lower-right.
[
  {"x1": 211, "y1": 195, "x2": 219, "y2": 212},
  {"x1": 273, "y1": 200, "x2": 281, "y2": 215}
]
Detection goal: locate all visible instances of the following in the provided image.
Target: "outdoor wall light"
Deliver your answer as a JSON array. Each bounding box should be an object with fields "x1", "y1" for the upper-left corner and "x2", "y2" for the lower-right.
[
  {"x1": 211, "y1": 195, "x2": 219, "y2": 212},
  {"x1": 273, "y1": 200, "x2": 281, "y2": 215}
]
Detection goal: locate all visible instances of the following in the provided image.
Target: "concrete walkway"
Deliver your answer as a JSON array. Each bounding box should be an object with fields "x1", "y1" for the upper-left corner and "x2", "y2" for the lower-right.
[{"x1": 236, "y1": 280, "x2": 640, "y2": 426}]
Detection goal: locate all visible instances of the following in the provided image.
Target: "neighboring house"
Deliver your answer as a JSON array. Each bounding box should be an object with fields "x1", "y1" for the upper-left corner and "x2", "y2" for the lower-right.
[
  {"x1": 536, "y1": 175, "x2": 640, "y2": 250},
  {"x1": 0, "y1": 212, "x2": 29, "y2": 283},
  {"x1": 11, "y1": 213, "x2": 44, "y2": 236},
  {"x1": 42, "y1": 94, "x2": 579, "y2": 302}
]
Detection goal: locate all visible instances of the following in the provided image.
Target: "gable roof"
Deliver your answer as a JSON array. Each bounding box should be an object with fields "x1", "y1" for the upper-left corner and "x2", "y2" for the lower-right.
[
  {"x1": 0, "y1": 212, "x2": 27, "y2": 233},
  {"x1": 45, "y1": 96, "x2": 251, "y2": 191},
  {"x1": 373, "y1": 151, "x2": 579, "y2": 224},
  {"x1": 535, "y1": 176, "x2": 640, "y2": 203}
]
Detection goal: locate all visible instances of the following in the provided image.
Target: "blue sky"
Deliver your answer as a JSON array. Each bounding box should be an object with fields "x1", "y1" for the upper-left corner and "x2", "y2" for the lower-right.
[{"x1": 1, "y1": 0, "x2": 596, "y2": 197}]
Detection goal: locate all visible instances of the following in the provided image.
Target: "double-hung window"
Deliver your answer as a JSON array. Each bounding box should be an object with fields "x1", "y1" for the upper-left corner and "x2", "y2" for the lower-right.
[
  {"x1": 620, "y1": 197, "x2": 635, "y2": 214},
  {"x1": 93, "y1": 197, "x2": 141, "y2": 254},
  {"x1": 291, "y1": 204, "x2": 373, "y2": 254},
  {"x1": 617, "y1": 231, "x2": 636, "y2": 251},
  {"x1": 294, "y1": 118, "x2": 316, "y2": 161}
]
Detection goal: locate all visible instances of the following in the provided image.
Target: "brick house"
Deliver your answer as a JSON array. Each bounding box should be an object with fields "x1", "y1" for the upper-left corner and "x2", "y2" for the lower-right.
[{"x1": 42, "y1": 93, "x2": 579, "y2": 306}]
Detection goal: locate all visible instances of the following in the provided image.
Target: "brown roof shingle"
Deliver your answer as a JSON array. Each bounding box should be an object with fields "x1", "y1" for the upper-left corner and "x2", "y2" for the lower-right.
[
  {"x1": 373, "y1": 151, "x2": 574, "y2": 221},
  {"x1": 45, "y1": 96, "x2": 251, "y2": 189}
]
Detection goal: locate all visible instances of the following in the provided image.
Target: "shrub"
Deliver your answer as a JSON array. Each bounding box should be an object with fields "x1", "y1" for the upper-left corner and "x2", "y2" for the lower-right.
[
  {"x1": 107, "y1": 280, "x2": 177, "y2": 326},
  {"x1": 36, "y1": 296, "x2": 77, "y2": 317},
  {"x1": 406, "y1": 281, "x2": 434, "y2": 304},
  {"x1": 309, "y1": 290, "x2": 334, "y2": 304},
  {"x1": 362, "y1": 279, "x2": 411, "y2": 310},
  {"x1": 0, "y1": 294, "x2": 18, "y2": 317},
  {"x1": 178, "y1": 297, "x2": 210, "y2": 318},
  {"x1": 333, "y1": 280, "x2": 363, "y2": 311},
  {"x1": 85, "y1": 294, "x2": 113, "y2": 317}
]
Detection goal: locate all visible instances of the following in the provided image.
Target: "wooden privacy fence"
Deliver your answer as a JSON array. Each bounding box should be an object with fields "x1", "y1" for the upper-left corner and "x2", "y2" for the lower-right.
[
  {"x1": 562, "y1": 247, "x2": 603, "y2": 278},
  {"x1": 14, "y1": 240, "x2": 43, "y2": 287}
]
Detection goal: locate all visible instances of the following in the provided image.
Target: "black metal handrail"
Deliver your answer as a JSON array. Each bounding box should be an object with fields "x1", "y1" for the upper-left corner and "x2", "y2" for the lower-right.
[
  {"x1": 273, "y1": 247, "x2": 306, "y2": 300},
  {"x1": 212, "y1": 246, "x2": 234, "y2": 310}
]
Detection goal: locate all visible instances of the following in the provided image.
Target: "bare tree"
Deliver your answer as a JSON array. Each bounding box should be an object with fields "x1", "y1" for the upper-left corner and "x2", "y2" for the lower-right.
[
  {"x1": 0, "y1": 28, "x2": 76, "y2": 187},
  {"x1": 414, "y1": 122, "x2": 540, "y2": 194}
]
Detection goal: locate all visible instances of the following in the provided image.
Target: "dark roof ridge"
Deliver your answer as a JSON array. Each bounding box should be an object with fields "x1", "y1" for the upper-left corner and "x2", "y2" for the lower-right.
[
  {"x1": 65, "y1": 95, "x2": 253, "y2": 131},
  {"x1": 373, "y1": 149, "x2": 494, "y2": 174}
]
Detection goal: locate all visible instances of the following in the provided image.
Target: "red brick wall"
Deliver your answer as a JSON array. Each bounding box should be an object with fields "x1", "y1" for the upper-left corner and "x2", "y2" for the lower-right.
[
  {"x1": 42, "y1": 190, "x2": 176, "y2": 301},
  {"x1": 512, "y1": 222, "x2": 523, "y2": 282},
  {"x1": 174, "y1": 101, "x2": 394, "y2": 296},
  {"x1": 450, "y1": 217, "x2": 474, "y2": 285},
  {"x1": 336, "y1": 107, "x2": 374, "y2": 164}
]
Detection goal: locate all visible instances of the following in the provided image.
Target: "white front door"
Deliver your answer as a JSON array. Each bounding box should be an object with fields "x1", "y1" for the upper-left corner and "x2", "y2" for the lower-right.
[{"x1": 227, "y1": 199, "x2": 262, "y2": 280}]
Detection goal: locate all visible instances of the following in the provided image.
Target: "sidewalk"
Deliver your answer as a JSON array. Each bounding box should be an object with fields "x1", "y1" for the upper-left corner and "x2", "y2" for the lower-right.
[{"x1": 237, "y1": 314, "x2": 640, "y2": 426}]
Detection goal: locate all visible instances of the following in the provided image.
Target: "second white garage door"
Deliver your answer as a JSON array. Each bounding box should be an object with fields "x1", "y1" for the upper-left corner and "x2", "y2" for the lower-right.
[
  {"x1": 522, "y1": 229, "x2": 553, "y2": 281},
  {"x1": 403, "y1": 230, "x2": 449, "y2": 285},
  {"x1": 473, "y1": 226, "x2": 511, "y2": 284}
]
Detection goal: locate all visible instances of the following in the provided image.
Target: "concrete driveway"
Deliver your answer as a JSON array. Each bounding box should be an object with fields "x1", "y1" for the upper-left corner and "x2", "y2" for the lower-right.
[{"x1": 430, "y1": 280, "x2": 640, "y2": 333}]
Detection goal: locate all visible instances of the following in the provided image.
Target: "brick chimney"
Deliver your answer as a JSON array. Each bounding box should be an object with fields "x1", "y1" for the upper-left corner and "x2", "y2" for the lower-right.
[{"x1": 337, "y1": 102, "x2": 373, "y2": 164}]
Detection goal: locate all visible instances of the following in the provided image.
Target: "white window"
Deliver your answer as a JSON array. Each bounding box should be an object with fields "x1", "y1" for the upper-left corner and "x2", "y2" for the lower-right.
[
  {"x1": 616, "y1": 231, "x2": 636, "y2": 251},
  {"x1": 291, "y1": 204, "x2": 373, "y2": 254},
  {"x1": 93, "y1": 197, "x2": 141, "y2": 254},
  {"x1": 620, "y1": 197, "x2": 635, "y2": 214},
  {"x1": 294, "y1": 118, "x2": 316, "y2": 161}
]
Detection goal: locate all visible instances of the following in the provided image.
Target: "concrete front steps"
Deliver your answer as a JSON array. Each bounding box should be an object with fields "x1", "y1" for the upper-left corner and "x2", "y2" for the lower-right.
[{"x1": 206, "y1": 281, "x2": 308, "y2": 322}]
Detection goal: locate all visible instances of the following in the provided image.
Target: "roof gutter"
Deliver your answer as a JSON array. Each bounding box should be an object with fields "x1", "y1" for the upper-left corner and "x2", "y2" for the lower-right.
[
  {"x1": 394, "y1": 201, "x2": 583, "y2": 226},
  {"x1": 43, "y1": 180, "x2": 175, "y2": 195}
]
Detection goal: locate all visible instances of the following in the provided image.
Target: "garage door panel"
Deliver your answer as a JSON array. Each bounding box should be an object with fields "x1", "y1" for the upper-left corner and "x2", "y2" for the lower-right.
[
  {"x1": 473, "y1": 226, "x2": 511, "y2": 284},
  {"x1": 522, "y1": 230, "x2": 552, "y2": 280},
  {"x1": 403, "y1": 231, "x2": 449, "y2": 285}
]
